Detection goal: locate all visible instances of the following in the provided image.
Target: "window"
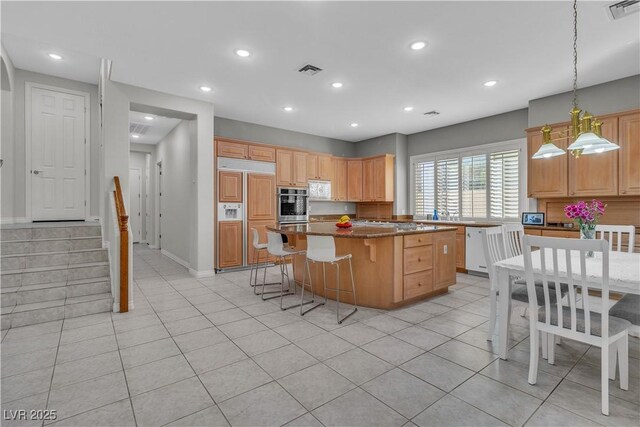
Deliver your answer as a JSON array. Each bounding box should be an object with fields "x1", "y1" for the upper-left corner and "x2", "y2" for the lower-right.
[
  {"x1": 414, "y1": 160, "x2": 434, "y2": 216},
  {"x1": 436, "y1": 158, "x2": 459, "y2": 216},
  {"x1": 411, "y1": 140, "x2": 525, "y2": 220}
]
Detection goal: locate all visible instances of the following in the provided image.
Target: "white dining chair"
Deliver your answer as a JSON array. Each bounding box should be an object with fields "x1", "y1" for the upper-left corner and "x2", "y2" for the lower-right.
[
  {"x1": 522, "y1": 235, "x2": 630, "y2": 415},
  {"x1": 595, "y1": 225, "x2": 636, "y2": 253},
  {"x1": 502, "y1": 223, "x2": 524, "y2": 259}
]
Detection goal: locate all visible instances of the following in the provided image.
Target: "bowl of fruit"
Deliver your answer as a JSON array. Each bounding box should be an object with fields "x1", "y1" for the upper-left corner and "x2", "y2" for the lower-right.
[{"x1": 336, "y1": 215, "x2": 353, "y2": 228}]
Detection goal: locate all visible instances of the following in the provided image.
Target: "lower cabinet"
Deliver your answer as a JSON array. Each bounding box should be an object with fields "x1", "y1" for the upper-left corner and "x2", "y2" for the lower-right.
[
  {"x1": 455, "y1": 227, "x2": 466, "y2": 271},
  {"x1": 218, "y1": 221, "x2": 243, "y2": 268},
  {"x1": 433, "y1": 231, "x2": 457, "y2": 290},
  {"x1": 541, "y1": 229, "x2": 579, "y2": 238},
  {"x1": 403, "y1": 271, "x2": 434, "y2": 299},
  {"x1": 247, "y1": 220, "x2": 276, "y2": 265}
]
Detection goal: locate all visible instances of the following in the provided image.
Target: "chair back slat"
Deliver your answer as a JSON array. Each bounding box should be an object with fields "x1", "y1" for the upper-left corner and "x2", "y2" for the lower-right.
[
  {"x1": 522, "y1": 235, "x2": 610, "y2": 341},
  {"x1": 502, "y1": 223, "x2": 524, "y2": 259},
  {"x1": 481, "y1": 227, "x2": 505, "y2": 281},
  {"x1": 595, "y1": 225, "x2": 635, "y2": 253}
]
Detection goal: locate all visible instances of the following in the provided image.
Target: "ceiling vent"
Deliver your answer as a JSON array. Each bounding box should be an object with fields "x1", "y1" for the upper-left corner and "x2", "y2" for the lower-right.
[
  {"x1": 298, "y1": 64, "x2": 323, "y2": 76},
  {"x1": 423, "y1": 110, "x2": 440, "y2": 116},
  {"x1": 129, "y1": 122, "x2": 151, "y2": 135},
  {"x1": 608, "y1": 0, "x2": 639, "y2": 20}
]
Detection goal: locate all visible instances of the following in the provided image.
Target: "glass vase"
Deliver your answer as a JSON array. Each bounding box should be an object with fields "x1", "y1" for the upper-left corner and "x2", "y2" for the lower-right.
[{"x1": 580, "y1": 226, "x2": 595, "y2": 258}]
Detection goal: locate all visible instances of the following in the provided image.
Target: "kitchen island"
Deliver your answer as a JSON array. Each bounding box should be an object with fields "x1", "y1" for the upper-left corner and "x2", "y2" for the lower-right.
[{"x1": 268, "y1": 222, "x2": 458, "y2": 309}]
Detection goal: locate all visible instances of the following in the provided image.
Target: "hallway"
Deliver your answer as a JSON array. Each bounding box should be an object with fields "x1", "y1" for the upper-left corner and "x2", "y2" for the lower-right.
[{"x1": 1, "y1": 246, "x2": 638, "y2": 426}]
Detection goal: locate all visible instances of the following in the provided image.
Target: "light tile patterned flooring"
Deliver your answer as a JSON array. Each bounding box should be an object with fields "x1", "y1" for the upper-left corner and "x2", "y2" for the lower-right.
[{"x1": 1, "y1": 245, "x2": 639, "y2": 426}]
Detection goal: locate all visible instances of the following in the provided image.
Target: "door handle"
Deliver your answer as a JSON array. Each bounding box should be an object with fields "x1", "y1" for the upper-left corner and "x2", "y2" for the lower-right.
[{"x1": 32, "y1": 170, "x2": 43, "y2": 175}]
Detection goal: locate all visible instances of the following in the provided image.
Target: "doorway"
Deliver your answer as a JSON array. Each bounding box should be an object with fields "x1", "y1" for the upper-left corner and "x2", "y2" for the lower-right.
[
  {"x1": 129, "y1": 167, "x2": 142, "y2": 243},
  {"x1": 27, "y1": 83, "x2": 90, "y2": 221},
  {"x1": 157, "y1": 161, "x2": 163, "y2": 250}
]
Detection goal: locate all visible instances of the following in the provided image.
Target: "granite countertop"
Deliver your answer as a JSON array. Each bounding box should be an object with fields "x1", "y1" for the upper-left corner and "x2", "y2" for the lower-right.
[{"x1": 269, "y1": 221, "x2": 457, "y2": 239}]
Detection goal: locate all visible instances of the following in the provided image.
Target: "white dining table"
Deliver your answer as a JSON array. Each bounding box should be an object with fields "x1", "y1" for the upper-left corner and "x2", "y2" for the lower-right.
[{"x1": 493, "y1": 250, "x2": 640, "y2": 360}]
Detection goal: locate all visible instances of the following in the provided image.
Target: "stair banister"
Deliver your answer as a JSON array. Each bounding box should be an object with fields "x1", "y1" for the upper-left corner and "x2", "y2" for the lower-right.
[{"x1": 113, "y1": 176, "x2": 129, "y2": 313}]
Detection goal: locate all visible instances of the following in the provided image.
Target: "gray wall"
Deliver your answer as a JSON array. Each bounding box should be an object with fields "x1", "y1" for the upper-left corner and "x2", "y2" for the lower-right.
[
  {"x1": 155, "y1": 120, "x2": 194, "y2": 264},
  {"x1": 215, "y1": 116, "x2": 357, "y2": 157},
  {"x1": 1, "y1": 44, "x2": 16, "y2": 221},
  {"x1": 10, "y1": 69, "x2": 101, "y2": 219},
  {"x1": 408, "y1": 109, "x2": 529, "y2": 157},
  {"x1": 528, "y1": 75, "x2": 640, "y2": 127}
]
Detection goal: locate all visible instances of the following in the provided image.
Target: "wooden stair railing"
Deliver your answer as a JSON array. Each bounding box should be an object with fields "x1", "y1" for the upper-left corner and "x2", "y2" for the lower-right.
[{"x1": 113, "y1": 176, "x2": 129, "y2": 313}]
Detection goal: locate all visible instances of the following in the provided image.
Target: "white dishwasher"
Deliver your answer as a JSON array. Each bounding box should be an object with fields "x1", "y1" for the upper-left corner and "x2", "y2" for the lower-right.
[{"x1": 465, "y1": 227, "x2": 488, "y2": 274}]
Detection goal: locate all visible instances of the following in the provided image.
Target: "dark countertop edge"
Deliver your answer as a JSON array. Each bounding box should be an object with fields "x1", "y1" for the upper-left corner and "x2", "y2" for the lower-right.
[{"x1": 268, "y1": 225, "x2": 458, "y2": 239}]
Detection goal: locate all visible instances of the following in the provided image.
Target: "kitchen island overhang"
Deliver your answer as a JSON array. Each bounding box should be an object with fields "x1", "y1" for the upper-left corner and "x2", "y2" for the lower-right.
[{"x1": 268, "y1": 222, "x2": 459, "y2": 309}]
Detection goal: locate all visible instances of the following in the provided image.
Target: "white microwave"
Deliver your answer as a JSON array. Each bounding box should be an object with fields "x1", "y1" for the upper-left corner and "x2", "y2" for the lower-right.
[{"x1": 308, "y1": 180, "x2": 332, "y2": 201}]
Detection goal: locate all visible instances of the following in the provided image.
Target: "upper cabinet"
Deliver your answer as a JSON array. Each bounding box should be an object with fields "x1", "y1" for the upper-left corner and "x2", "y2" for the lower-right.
[
  {"x1": 347, "y1": 159, "x2": 363, "y2": 201},
  {"x1": 307, "y1": 154, "x2": 333, "y2": 181},
  {"x1": 276, "y1": 149, "x2": 307, "y2": 187},
  {"x1": 362, "y1": 155, "x2": 394, "y2": 202},
  {"x1": 216, "y1": 138, "x2": 275, "y2": 162},
  {"x1": 248, "y1": 145, "x2": 276, "y2": 162},
  {"x1": 527, "y1": 125, "x2": 569, "y2": 198},
  {"x1": 619, "y1": 111, "x2": 640, "y2": 196},
  {"x1": 568, "y1": 116, "x2": 618, "y2": 197},
  {"x1": 527, "y1": 109, "x2": 639, "y2": 198},
  {"x1": 333, "y1": 158, "x2": 348, "y2": 201},
  {"x1": 217, "y1": 139, "x2": 248, "y2": 160}
]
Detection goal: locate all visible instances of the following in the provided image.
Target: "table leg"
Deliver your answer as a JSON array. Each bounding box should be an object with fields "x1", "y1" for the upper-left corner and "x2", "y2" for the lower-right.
[{"x1": 497, "y1": 267, "x2": 511, "y2": 360}]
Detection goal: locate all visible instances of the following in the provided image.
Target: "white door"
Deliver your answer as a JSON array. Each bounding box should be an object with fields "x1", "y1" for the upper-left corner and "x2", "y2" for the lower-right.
[
  {"x1": 129, "y1": 168, "x2": 142, "y2": 243},
  {"x1": 31, "y1": 87, "x2": 86, "y2": 220},
  {"x1": 157, "y1": 162, "x2": 163, "y2": 249}
]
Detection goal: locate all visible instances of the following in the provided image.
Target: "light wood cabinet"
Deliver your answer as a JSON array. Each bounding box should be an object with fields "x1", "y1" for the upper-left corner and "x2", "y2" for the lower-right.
[
  {"x1": 276, "y1": 150, "x2": 306, "y2": 187},
  {"x1": 524, "y1": 228, "x2": 542, "y2": 236},
  {"x1": 247, "y1": 173, "x2": 276, "y2": 220},
  {"x1": 569, "y1": 116, "x2": 618, "y2": 196},
  {"x1": 541, "y1": 229, "x2": 579, "y2": 238},
  {"x1": 218, "y1": 221, "x2": 243, "y2": 268},
  {"x1": 347, "y1": 160, "x2": 363, "y2": 201},
  {"x1": 455, "y1": 227, "x2": 466, "y2": 271},
  {"x1": 619, "y1": 112, "x2": 640, "y2": 195},
  {"x1": 404, "y1": 233, "x2": 432, "y2": 248},
  {"x1": 218, "y1": 171, "x2": 242, "y2": 202},
  {"x1": 362, "y1": 159, "x2": 374, "y2": 201},
  {"x1": 248, "y1": 145, "x2": 275, "y2": 162},
  {"x1": 404, "y1": 271, "x2": 434, "y2": 299},
  {"x1": 306, "y1": 154, "x2": 318, "y2": 181},
  {"x1": 433, "y1": 231, "x2": 457, "y2": 290},
  {"x1": 217, "y1": 140, "x2": 248, "y2": 159},
  {"x1": 333, "y1": 158, "x2": 348, "y2": 201},
  {"x1": 361, "y1": 155, "x2": 394, "y2": 202},
  {"x1": 403, "y1": 245, "x2": 433, "y2": 275},
  {"x1": 306, "y1": 154, "x2": 333, "y2": 180},
  {"x1": 293, "y1": 152, "x2": 307, "y2": 186},
  {"x1": 528, "y1": 125, "x2": 569, "y2": 197}
]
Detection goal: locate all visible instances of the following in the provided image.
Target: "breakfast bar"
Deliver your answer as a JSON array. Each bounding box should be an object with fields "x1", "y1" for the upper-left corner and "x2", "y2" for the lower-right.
[{"x1": 268, "y1": 221, "x2": 458, "y2": 309}]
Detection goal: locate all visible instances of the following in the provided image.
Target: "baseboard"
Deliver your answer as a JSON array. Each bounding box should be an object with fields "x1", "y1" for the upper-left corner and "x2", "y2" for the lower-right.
[
  {"x1": 0, "y1": 217, "x2": 29, "y2": 225},
  {"x1": 161, "y1": 249, "x2": 190, "y2": 269},
  {"x1": 189, "y1": 268, "x2": 216, "y2": 278}
]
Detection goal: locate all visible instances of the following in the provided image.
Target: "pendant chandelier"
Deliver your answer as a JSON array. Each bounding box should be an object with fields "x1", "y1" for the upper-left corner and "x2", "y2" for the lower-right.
[{"x1": 532, "y1": 0, "x2": 620, "y2": 160}]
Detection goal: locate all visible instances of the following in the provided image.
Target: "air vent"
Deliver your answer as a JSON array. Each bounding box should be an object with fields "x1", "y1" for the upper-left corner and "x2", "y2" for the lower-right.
[
  {"x1": 608, "y1": 0, "x2": 639, "y2": 19},
  {"x1": 129, "y1": 123, "x2": 151, "y2": 135},
  {"x1": 423, "y1": 110, "x2": 440, "y2": 116},
  {"x1": 298, "y1": 64, "x2": 323, "y2": 76}
]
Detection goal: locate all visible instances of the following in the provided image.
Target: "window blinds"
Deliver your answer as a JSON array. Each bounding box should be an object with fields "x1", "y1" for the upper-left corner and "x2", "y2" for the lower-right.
[
  {"x1": 436, "y1": 158, "x2": 459, "y2": 216},
  {"x1": 414, "y1": 160, "x2": 435, "y2": 216},
  {"x1": 461, "y1": 154, "x2": 487, "y2": 218},
  {"x1": 490, "y1": 150, "x2": 519, "y2": 219}
]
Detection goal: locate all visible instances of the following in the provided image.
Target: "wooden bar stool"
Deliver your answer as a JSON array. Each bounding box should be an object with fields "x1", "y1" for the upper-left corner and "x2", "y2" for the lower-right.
[{"x1": 300, "y1": 235, "x2": 357, "y2": 324}]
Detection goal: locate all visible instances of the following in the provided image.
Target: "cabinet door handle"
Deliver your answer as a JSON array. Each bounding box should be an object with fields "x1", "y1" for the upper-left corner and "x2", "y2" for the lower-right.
[
  {"x1": 418, "y1": 282, "x2": 422, "y2": 287},
  {"x1": 417, "y1": 257, "x2": 422, "y2": 262},
  {"x1": 622, "y1": 190, "x2": 627, "y2": 194}
]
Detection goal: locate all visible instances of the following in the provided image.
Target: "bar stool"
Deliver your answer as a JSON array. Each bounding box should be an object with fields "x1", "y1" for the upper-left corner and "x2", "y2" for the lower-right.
[
  {"x1": 249, "y1": 228, "x2": 280, "y2": 296},
  {"x1": 300, "y1": 235, "x2": 357, "y2": 324},
  {"x1": 266, "y1": 232, "x2": 305, "y2": 308}
]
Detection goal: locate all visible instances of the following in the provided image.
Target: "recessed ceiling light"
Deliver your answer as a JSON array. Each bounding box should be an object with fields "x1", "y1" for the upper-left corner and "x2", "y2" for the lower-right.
[
  {"x1": 410, "y1": 41, "x2": 427, "y2": 50},
  {"x1": 350, "y1": 123, "x2": 359, "y2": 128},
  {"x1": 483, "y1": 80, "x2": 498, "y2": 87},
  {"x1": 131, "y1": 134, "x2": 140, "y2": 139},
  {"x1": 235, "y1": 49, "x2": 251, "y2": 57},
  {"x1": 144, "y1": 116, "x2": 154, "y2": 121},
  {"x1": 331, "y1": 82, "x2": 343, "y2": 88},
  {"x1": 403, "y1": 106, "x2": 414, "y2": 112},
  {"x1": 283, "y1": 106, "x2": 294, "y2": 112},
  {"x1": 199, "y1": 86, "x2": 212, "y2": 92},
  {"x1": 48, "y1": 53, "x2": 63, "y2": 60}
]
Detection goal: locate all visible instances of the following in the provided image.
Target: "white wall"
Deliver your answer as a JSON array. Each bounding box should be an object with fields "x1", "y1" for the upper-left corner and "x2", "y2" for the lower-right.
[
  {"x1": 154, "y1": 120, "x2": 194, "y2": 264},
  {"x1": 1, "y1": 44, "x2": 16, "y2": 222},
  {"x1": 101, "y1": 81, "x2": 214, "y2": 275},
  {"x1": 10, "y1": 69, "x2": 101, "y2": 220}
]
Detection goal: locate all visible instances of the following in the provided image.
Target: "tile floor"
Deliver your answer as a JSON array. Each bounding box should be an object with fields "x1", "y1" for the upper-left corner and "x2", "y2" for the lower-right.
[{"x1": 1, "y1": 245, "x2": 639, "y2": 427}]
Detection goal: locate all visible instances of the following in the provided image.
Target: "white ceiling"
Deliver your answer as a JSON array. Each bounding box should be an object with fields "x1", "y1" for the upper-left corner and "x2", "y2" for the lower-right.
[
  {"x1": 2, "y1": 1, "x2": 639, "y2": 142},
  {"x1": 129, "y1": 111, "x2": 182, "y2": 145}
]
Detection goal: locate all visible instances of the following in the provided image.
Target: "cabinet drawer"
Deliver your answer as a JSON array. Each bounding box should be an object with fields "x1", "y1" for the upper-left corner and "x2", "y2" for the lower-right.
[
  {"x1": 541, "y1": 230, "x2": 579, "y2": 239},
  {"x1": 404, "y1": 271, "x2": 433, "y2": 300},
  {"x1": 218, "y1": 141, "x2": 248, "y2": 159},
  {"x1": 404, "y1": 234, "x2": 432, "y2": 248},
  {"x1": 404, "y1": 245, "x2": 433, "y2": 275},
  {"x1": 248, "y1": 145, "x2": 276, "y2": 162}
]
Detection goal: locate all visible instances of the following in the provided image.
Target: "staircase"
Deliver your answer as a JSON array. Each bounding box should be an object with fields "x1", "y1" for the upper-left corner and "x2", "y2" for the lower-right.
[{"x1": 1, "y1": 222, "x2": 113, "y2": 330}]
